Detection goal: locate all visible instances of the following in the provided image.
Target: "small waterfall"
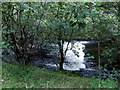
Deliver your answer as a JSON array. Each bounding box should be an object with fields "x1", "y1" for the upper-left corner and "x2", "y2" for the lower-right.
[
  {"x1": 23, "y1": 40, "x2": 97, "y2": 71},
  {"x1": 63, "y1": 41, "x2": 87, "y2": 71}
]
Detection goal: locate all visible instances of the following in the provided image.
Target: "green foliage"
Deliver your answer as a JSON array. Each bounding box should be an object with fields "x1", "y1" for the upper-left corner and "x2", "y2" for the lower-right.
[
  {"x1": 101, "y1": 30, "x2": 120, "y2": 70},
  {"x1": 2, "y1": 61, "x2": 119, "y2": 88},
  {"x1": 2, "y1": 2, "x2": 120, "y2": 70},
  {"x1": 86, "y1": 53, "x2": 95, "y2": 60}
]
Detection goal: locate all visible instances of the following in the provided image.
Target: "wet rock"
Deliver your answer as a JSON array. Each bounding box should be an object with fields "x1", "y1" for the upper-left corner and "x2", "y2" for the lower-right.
[
  {"x1": 79, "y1": 68, "x2": 109, "y2": 78},
  {"x1": 1, "y1": 48, "x2": 16, "y2": 62},
  {"x1": 109, "y1": 74, "x2": 120, "y2": 81},
  {"x1": 29, "y1": 57, "x2": 59, "y2": 71},
  {"x1": 84, "y1": 59, "x2": 98, "y2": 69}
]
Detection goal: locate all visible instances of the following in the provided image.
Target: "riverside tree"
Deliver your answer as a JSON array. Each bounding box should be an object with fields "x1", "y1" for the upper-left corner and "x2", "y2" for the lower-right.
[{"x1": 2, "y1": 2, "x2": 120, "y2": 71}]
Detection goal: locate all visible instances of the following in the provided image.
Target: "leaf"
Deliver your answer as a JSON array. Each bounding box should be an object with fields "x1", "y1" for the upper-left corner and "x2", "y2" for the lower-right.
[
  {"x1": 82, "y1": 2, "x2": 86, "y2": 5},
  {"x1": 16, "y1": 3, "x2": 31, "y2": 11},
  {"x1": 10, "y1": 29, "x2": 16, "y2": 33},
  {"x1": 2, "y1": 30, "x2": 7, "y2": 34},
  {"x1": 82, "y1": 0, "x2": 90, "y2": 5},
  {"x1": 2, "y1": 41, "x2": 7, "y2": 45}
]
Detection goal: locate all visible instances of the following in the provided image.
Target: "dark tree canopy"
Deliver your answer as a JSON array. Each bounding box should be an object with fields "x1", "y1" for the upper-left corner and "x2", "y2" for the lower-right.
[{"x1": 2, "y1": 2, "x2": 120, "y2": 70}]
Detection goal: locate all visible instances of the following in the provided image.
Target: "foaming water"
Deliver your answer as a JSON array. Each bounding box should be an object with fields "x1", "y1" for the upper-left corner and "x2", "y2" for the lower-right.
[
  {"x1": 28, "y1": 40, "x2": 95, "y2": 71},
  {"x1": 63, "y1": 41, "x2": 87, "y2": 71}
]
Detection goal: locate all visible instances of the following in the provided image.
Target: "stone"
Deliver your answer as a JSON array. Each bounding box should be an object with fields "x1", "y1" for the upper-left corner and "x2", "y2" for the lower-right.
[
  {"x1": 79, "y1": 68, "x2": 108, "y2": 78},
  {"x1": 2, "y1": 48, "x2": 16, "y2": 62}
]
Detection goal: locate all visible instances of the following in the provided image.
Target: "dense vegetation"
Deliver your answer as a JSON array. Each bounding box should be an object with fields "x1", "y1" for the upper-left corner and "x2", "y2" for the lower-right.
[
  {"x1": 2, "y1": 61, "x2": 119, "y2": 88},
  {"x1": 2, "y1": 2, "x2": 120, "y2": 71},
  {"x1": 1, "y1": 2, "x2": 120, "y2": 88}
]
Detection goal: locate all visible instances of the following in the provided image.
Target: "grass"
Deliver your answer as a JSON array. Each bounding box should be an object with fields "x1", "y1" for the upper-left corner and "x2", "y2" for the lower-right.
[{"x1": 2, "y1": 61, "x2": 119, "y2": 88}]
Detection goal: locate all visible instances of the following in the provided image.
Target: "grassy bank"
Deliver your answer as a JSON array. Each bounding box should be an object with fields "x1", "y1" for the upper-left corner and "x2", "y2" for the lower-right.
[{"x1": 2, "y1": 61, "x2": 119, "y2": 88}]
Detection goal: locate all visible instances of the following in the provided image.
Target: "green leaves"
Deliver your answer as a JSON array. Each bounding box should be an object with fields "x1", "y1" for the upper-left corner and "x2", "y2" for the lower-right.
[
  {"x1": 2, "y1": 29, "x2": 16, "y2": 34},
  {"x1": 2, "y1": 2, "x2": 120, "y2": 70},
  {"x1": 2, "y1": 30, "x2": 7, "y2": 34},
  {"x1": 82, "y1": 0, "x2": 90, "y2": 5},
  {"x1": 86, "y1": 53, "x2": 94, "y2": 60},
  {"x1": 2, "y1": 41, "x2": 11, "y2": 48},
  {"x1": 15, "y1": 3, "x2": 31, "y2": 11}
]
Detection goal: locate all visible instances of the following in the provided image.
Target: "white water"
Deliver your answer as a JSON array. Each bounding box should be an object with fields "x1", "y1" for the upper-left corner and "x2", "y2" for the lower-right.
[{"x1": 63, "y1": 41, "x2": 87, "y2": 71}]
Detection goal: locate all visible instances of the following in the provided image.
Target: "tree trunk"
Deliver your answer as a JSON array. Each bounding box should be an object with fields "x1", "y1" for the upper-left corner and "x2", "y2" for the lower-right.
[{"x1": 58, "y1": 40, "x2": 64, "y2": 70}]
